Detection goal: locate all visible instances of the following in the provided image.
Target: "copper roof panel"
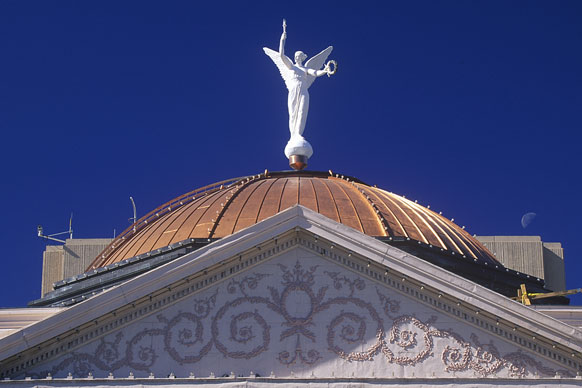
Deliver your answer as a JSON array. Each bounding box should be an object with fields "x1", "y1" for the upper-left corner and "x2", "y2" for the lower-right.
[
  {"x1": 233, "y1": 180, "x2": 273, "y2": 233},
  {"x1": 372, "y1": 190, "x2": 427, "y2": 242},
  {"x1": 298, "y1": 178, "x2": 319, "y2": 213},
  {"x1": 310, "y1": 178, "x2": 340, "y2": 223},
  {"x1": 89, "y1": 171, "x2": 501, "y2": 269},
  {"x1": 386, "y1": 193, "x2": 447, "y2": 248},
  {"x1": 360, "y1": 187, "x2": 406, "y2": 237},
  {"x1": 323, "y1": 180, "x2": 364, "y2": 233},
  {"x1": 404, "y1": 202, "x2": 464, "y2": 253},
  {"x1": 169, "y1": 194, "x2": 219, "y2": 242},
  {"x1": 256, "y1": 178, "x2": 287, "y2": 223},
  {"x1": 440, "y1": 215, "x2": 496, "y2": 261},
  {"x1": 131, "y1": 202, "x2": 196, "y2": 257},
  {"x1": 212, "y1": 181, "x2": 259, "y2": 237},
  {"x1": 399, "y1": 200, "x2": 448, "y2": 249},
  {"x1": 338, "y1": 181, "x2": 385, "y2": 236},
  {"x1": 152, "y1": 199, "x2": 205, "y2": 248},
  {"x1": 103, "y1": 216, "x2": 165, "y2": 266},
  {"x1": 402, "y1": 197, "x2": 469, "y2": 255},
  {"x1": 189, "y1": 190, "x2": 231, "y2": 238},
  {"x1": 279, "y1": 177, "x2": 299, "y2": 212}
]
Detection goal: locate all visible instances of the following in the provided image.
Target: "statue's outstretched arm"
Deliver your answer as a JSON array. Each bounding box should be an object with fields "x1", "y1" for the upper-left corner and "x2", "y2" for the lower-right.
[
  {"x1": 307, "y1": 60, "x2": 333, "y2": 77},
  {"x1": 307, "y1": 68, "x2": 329, "y2": 77},
  {"x1": 279, "y1": 22, "x2": 293, "y2": 69}
]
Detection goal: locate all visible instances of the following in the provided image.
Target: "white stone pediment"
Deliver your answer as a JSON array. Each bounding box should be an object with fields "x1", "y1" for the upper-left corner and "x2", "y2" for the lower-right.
[{"x1": 1, "y1": 206, "x2": 581, "y2": 382}]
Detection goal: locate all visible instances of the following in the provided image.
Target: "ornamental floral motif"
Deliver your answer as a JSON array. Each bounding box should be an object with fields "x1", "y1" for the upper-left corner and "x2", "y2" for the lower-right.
[
  {"x1": 227, "y1": 273, "x2": 269, "y2": 296},
  {"x1": 469, "y1": 334, "x2": 503, "y2": 376},
  {"x1": 28, "y1": 261, "x2": 573, "y2": 379},
  {"x1": 441, "y1": 333, "x2": 472, "y2": 372},
  {"x1": 325, "y1": 271, "x2": 365, "y2": 296},
  {"x1": 376, "y1": 288, "x2": 400, "y2": 318},
  {"x1": 504, "y1": 351, "x2": 558, "y2": 378},
  {"x1": 384, "y1": 315, "x2": 435, "y2": 365},
  {"x1": 277, "y1": 336, "x2": 322, "y2": 365}
]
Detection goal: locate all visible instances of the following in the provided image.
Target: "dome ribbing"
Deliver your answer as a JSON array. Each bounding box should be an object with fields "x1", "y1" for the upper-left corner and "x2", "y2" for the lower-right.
[{"x1": 88, "y1": 171, "x2": 498, "y2": 269}]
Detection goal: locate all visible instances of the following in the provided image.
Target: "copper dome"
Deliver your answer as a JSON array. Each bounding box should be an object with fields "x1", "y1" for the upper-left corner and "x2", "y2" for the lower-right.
[{"x1": 88, "y1": 171, "x2": 498, "y2": 269}]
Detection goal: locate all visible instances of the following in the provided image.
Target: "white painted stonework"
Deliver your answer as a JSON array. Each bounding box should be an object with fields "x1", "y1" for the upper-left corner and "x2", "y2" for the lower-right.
[
  {"x1": 1, "y1": 207, "x2": 581, "y2": 387},
  {"x1": 16, "y1": 246, "x2": 576, "y2": 381}
]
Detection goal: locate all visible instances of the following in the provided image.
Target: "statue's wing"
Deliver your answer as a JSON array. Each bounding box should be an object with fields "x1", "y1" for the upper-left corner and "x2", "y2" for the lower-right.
[
  {"x1": 263, "y1": 47, "x2": 294, "y2": 89},
  {"x1": 303, "y1": 46, "x2": 333, "y2": 88},
  {"x1": 305, "y1": 46, "x2": 333, "y2": 71}
]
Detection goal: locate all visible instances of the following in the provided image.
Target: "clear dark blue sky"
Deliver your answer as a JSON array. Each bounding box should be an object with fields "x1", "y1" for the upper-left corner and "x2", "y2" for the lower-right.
[{"x1": 1, "y1": 1, "x2": 581, "y2": 306}]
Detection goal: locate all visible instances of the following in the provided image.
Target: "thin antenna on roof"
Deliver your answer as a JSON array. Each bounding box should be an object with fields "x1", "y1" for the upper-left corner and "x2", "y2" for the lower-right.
[
  {"x1": 37, "y1": 212, "x2": 74, "y2": 244},
  {"x1": 129, "y1": 196, "x2": 137, "y2": 233},
  {"x1": 68, "y1": 213, "x2": 73, "y2": 239}
]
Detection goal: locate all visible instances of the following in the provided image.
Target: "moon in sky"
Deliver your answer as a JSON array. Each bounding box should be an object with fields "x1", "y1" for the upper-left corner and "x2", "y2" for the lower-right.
[{"x1": 521, "y1": 212, "x2": 536, "y2": 229}]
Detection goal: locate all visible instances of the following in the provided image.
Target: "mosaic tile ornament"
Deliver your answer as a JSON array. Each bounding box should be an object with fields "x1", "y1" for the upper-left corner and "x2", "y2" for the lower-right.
[{"x1": 27, "y1": 259, "x2": 572, "y2": 379}]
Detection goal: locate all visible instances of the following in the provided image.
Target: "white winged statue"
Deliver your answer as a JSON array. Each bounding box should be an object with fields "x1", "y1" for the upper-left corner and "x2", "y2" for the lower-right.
[{"x1": 263, "y1": 19, "x2": 337, "y2": 170}]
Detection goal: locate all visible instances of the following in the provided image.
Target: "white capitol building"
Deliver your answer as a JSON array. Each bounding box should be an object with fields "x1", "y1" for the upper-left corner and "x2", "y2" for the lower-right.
[{"x1": 0, "y1": 19, "x2": 581, "y2": 388}]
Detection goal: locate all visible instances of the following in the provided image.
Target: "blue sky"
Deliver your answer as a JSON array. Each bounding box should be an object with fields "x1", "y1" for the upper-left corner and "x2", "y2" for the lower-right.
[{"x1": 0, "y1": 1, "x2": 581, "y2": 306}]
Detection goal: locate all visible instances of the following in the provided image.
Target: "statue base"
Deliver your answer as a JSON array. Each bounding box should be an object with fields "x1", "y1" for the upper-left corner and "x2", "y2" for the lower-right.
[
  {"x1": 284, "y1": 136, "x2": 313, "y2": 171},
  {"x1": 289, "y1": 155, "x2": 308, "y2": 171}
]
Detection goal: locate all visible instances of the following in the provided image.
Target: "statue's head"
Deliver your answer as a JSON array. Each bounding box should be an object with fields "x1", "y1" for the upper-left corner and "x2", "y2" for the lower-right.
[{"x1": 294, "y1": 51, "x2": 307, "y2": 65}]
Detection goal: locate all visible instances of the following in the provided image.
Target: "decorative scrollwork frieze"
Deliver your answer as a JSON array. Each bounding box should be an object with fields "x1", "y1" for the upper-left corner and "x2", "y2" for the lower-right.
[{"x1": 23, "y1": 259, "x2": 574, "y2": 380}]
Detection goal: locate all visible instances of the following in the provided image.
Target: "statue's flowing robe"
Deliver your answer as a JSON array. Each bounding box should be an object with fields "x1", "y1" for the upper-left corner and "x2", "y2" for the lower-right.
[{"x1": 287, "y1": 68, "x2": 310, "y2": 138}]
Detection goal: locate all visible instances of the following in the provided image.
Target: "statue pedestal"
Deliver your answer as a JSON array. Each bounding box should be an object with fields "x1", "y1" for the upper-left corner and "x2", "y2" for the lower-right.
[
  {"x1": 285, "y1": 136, "x2": 313, "y2": 171},
  {"x1": 288, "y1": 155, "x2": 308, "y2": 170}
]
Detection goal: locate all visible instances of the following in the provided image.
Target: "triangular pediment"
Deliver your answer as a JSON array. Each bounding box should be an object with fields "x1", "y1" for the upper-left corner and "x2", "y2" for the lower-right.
[{"x1": 1, "y1": 206, "x2": 581, "y2": 382}]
